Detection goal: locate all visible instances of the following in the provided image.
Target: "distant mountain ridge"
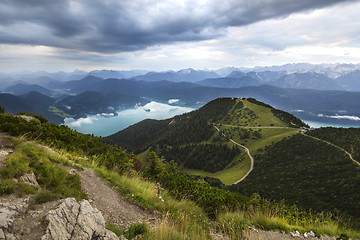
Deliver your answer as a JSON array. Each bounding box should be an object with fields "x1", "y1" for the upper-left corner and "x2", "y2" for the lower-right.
[
  {"x1": 197, "y1": 76, "x2": 261, "y2": 88},
  {"x1": 133, "y1": 68, "x2": 220, "y2": 82},
  {"x1": 269, "y1": 72, "x2": 344, "y2": 90},
  {"x1": 3, "y1": 83, "x2": 53, "y2": 96}
]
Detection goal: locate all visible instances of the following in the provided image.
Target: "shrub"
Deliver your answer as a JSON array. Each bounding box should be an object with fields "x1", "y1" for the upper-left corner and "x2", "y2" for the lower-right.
[
  {"x1": 35, "y1": 191, "x2": 56, "y2": 204},
  {"x1": 124, "y1": 223, "x2": 149, "y2": 240}
]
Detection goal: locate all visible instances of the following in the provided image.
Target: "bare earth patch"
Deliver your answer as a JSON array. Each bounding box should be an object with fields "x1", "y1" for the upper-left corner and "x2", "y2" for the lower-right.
[
  {"x1": 78, "y1": 167, "x2": 159, "y2": 228},
  {"x1": 0, "y1": 134, "x2": 14, "y2": 165}
]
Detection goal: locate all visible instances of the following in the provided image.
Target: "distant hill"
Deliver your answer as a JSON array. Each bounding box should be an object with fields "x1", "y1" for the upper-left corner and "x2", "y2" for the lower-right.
[
  {"x1": 0, "y1": 93, "x2": 33, "y2": 114},
  {"x1": 59, "y1": 75, "x2": 104, "y2": 93},
  {"x1": 0, "y1": 91, "x2": 63, "y2": 123},
  {"x1": 56, "y1": 91, "x2": 147, "y2": 118},
  {"x1": 269, "y1": 72, "x2": 344, "y2": 90},
  {"x1": 228, "y1": 71, "x2": 286, "y2": 82},
  {"x1": 197, "y1": 76, "x2": 261, "y2": 88},
  {"x1": 335, "y1": 70, "x2": 360, "y2": 91},
  {"x1": 133, "y1": 68, "x2": 219, "y2": 82},
  {"x1": 3, "y1": 83, "x2": 53, "y2": 96},
  {"x1": 104, "y1": 98, "x2": 305, "y2": 177},
  {"x1": 88, "y1": 69, "x2": 147, "y2": 79}
]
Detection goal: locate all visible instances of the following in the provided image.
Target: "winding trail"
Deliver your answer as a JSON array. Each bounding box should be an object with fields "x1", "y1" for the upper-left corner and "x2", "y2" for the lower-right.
[
  {"x1": 213, "y1": 125, "x2": 254, "y2": 184},
  {"x1": 303, "y1": 133, "x2": 360, "y2": 166},
  {"x1": 214, "y1": 123, "x2": 294, "y2": 129}
]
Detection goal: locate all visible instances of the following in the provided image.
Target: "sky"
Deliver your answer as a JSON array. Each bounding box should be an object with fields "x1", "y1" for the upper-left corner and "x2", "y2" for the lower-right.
[{"x1": 0, "y1": 0, "x2": 360, "y2": 73}]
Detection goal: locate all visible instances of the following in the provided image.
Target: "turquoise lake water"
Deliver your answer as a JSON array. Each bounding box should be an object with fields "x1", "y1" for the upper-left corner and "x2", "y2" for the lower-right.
[{"x1": 63, "y1": 101, "x2": 196, "y2": 137}]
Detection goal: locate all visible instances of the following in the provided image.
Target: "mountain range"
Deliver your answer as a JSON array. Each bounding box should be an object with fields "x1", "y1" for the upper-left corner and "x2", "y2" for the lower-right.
[{"x1": 1, "y1": 63, "x2": 360, "y2": 126}]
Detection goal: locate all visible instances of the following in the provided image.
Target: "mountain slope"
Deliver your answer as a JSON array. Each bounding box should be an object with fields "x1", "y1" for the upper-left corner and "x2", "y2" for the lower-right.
[
  {"x1": 0, "y1": 92, "x2": 63, "y2": 123},
  {"x1": 269, "y1": 72, "x2": 344, "y2": 90},
  {"x1": 228, "y1": 132, "x2": 360, "y2": 220},
  {"x1": 133, "y1": 68, "x2": 219, "y2": 82},
  {"x1": 3, "y1": 83, "x2": 53, "y2": 96},
  {"x1": 197, "y1": 76, "x2": 261, "y2": 88},
  {"x1": 104, "y1": 98, "x2": 305, "y2": 184},
  {"x1": 56, "y1": 91, "x2": 146, "y2": 118},
  {"x1": 335, "y1": 69, "x2": 360, "y2": 91}
]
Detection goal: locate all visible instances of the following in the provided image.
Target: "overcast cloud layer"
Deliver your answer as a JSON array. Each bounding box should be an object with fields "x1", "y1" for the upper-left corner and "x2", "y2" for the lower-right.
[{"x1": 0, "y1": 0, "x2": 359, "y2": 72}]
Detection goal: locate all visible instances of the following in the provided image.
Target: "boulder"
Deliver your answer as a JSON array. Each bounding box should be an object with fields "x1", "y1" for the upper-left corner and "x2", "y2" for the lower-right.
[
  {"x1": 19, "y1": 172, "x2": 39, "y2": 187},
  {"x1": 0, "y1": 197, "x2": 30, "y2": 240},
  {"x1": 41, "y1": 198, "x2": 118, "y2": 240}
]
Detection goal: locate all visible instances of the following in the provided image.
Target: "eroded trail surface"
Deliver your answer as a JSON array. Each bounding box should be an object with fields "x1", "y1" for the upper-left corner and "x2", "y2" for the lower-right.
[
  {"x1": 0, "y1": 133, "x2": 14, "y2": 165},
  {"x1": 78, "y1": 167, "x2": 159, "y2": 228}
]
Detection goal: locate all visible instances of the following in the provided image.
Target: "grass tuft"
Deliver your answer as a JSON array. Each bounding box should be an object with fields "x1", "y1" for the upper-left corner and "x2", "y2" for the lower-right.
[{"x1": 105, "y1": 222, "x2": 124, "y2": 237}]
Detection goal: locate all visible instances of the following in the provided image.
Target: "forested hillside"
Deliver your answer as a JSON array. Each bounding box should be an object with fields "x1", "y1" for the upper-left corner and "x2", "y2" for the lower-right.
[
  {"x1": 228, "y1": 133, "x2": 360, "y2": 222},
  {"x1": 105, "y1": 98, "x2": 306, "y2": 184},
  {"x1": 307, "y1": 127, "x2": 360, "y2": 161}
]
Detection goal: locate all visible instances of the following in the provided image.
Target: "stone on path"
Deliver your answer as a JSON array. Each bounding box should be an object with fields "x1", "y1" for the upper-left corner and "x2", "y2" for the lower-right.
[{"x1": 41, "y1": 198, "x2": 118, "y2": 240}]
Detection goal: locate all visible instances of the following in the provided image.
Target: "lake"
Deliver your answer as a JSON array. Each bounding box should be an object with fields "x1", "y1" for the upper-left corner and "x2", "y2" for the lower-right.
[
  {"x1": 63, "y1": 101, "x2": 197, "y2": 137},
  {"x1": 63, "y1": 101, "x2": 360, "y2": 137}
]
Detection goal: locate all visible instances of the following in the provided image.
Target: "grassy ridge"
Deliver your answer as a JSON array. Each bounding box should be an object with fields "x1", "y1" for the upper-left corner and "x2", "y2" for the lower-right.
[
  {"x1": 113, "y1": 98, "x2": 305, "y2": 186},
  {"x1": 228, "y1": 133, "x2": 360, "y2": 225},
  {"x1": 0, "y1": 138, "x2": 86, "y2": 203}
]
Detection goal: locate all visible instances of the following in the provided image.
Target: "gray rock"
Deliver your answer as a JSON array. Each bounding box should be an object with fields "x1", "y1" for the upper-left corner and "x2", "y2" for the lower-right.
[
  {"x1": 291, "y1": 230, "x2": 301, "y2": 237},
  {"x1": 0, "y1": 206, "x2": 17, "y2": 229},
  {"x1": 304, "y1": 231, "x2": 316, "y2": 238},
  {"x1": 41, "y1": 198, "x2": 118, "y2": 240},
  {"x1": 19, "y1": 172, "x2": 39, "y2": 187},
  {"x1": 0, "y1": 229, "x2": 5, "y2": 239},
  {"x1": 0, "y1": 204, "x2": 19, "y2": 240}
]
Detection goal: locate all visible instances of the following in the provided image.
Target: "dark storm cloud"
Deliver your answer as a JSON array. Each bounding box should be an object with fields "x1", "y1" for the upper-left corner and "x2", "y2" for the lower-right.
[{"x1": 0, "y1": 0, "x2": 356, "y2": 53}]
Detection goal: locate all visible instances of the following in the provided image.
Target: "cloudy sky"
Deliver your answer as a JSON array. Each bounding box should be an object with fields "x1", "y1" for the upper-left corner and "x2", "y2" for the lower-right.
[{"x1": 0, "y1": 0, "x2": 359, "y2": 72}]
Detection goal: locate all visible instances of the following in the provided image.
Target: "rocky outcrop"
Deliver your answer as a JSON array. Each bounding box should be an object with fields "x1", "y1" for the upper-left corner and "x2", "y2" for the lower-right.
[
  {"x1": 0, "y1": 196, "x2": 31, "y2": 240},
  {"x1": 19, "y1": 172, "x2": 39, "y2": 187},
  {"x1": 41, "y1": 198, "x2": 118, "y2": 240}
]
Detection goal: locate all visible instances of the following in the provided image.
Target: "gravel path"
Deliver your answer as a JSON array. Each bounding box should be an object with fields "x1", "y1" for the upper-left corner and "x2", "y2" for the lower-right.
[{"x1": 78, "y1": 167, "x2": 159, "y2": 228}]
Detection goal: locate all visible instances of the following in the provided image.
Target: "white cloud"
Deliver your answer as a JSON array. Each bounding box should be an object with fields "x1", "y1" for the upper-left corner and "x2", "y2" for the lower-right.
[
  {"x1": 317, "y1": 113, "x2": 360, "y2": 121},
  {"x1": 63, "y1": 116, "x2": 99, "y2": 128},
  {"x1": 0, "y1": 0, "x2": 360, "y2": 72},
  {"x1": 327, "y1": 115, "x2": 360, "y2": 121},
  {"x1": 168, "y1": 99, "x2": 180, "y2": 104}
]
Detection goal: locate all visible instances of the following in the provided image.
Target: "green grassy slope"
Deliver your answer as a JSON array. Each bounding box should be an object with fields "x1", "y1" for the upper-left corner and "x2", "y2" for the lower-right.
[
  {"x1": 105, "y1": 97, "x2": 306, "y2": 185},
  {"x1": 228, "y1": 133, "x2": 360, "y2": 222}
]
